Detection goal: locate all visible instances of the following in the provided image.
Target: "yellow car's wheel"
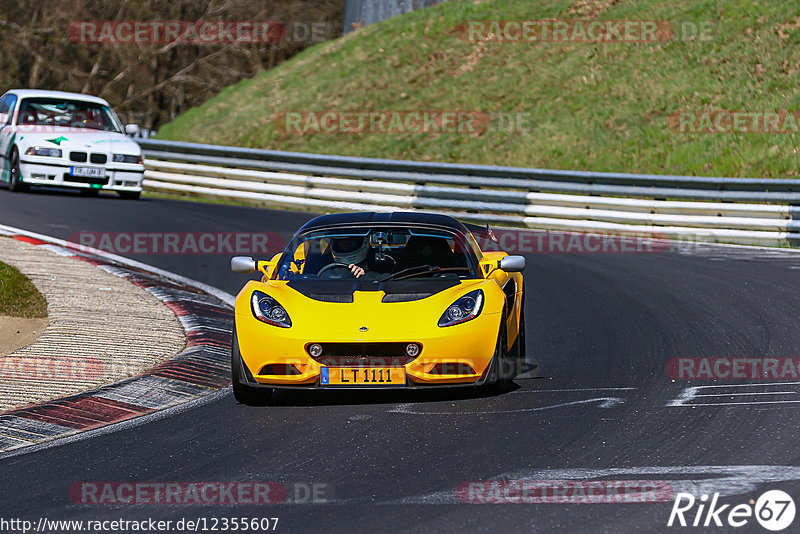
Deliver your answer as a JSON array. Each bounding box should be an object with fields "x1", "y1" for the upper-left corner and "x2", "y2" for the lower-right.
[
  {"x1": 507, "y1": 297, "x2": 526, "y2": 374},
  {"x1": 231, "y1": 324, "x2": 273, "y2": 405},
  {"x1": 488, "y1": 313, "x2": 514, "y2": 391}
]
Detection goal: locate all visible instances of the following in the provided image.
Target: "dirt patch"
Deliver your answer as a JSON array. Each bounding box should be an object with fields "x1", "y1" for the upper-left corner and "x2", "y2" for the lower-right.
[
  {"x1": 0, "y1": 316, "x2": 48, "y2": 357},
  {"x1": 568, "y1": 0, "x2": 622, "y2": 18}
]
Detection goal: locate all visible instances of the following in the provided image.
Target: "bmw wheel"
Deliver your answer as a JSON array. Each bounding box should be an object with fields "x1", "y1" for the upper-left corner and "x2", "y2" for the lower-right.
[{"x1": 8, "y1": 148, "x2": 27, "y2": 193}]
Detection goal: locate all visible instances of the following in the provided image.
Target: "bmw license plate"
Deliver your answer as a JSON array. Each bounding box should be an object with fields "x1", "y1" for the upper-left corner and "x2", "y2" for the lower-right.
[
  {"x1": 321, "y1": 367, "x2": 406, "y2": 386},
  {"x1": 70, "y1": 166, "x2": 105, "y2": 178}
]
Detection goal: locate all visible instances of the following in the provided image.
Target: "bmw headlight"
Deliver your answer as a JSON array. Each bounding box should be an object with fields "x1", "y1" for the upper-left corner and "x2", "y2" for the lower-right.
[
  {"x1": 25, "y1": 147, "x2": 62, "y2": 157},
  {"x1": 438, "y1": 289, "x2": 484, "y2": 327},
  {"x1": 113, "y1": 154, "x2": 143, "y2": 164},
  {"x1": 251, "y1": 290, "x2": 292, "y2": 328}
]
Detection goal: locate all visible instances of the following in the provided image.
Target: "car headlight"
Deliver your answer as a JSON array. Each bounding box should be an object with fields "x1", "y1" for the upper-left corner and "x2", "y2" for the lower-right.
[
  {"x1": 113, "y1": 154, "x2": 143, "y2": 164},
  {"x1": 25, "y1": 147, "x2": 62, "y2": 157},
  {"x1": 438, "y1": 289, "x2": 484, "y2": 327},
  {"x1": 251, "y1": 290, "x2": 291, "y2": 328}
]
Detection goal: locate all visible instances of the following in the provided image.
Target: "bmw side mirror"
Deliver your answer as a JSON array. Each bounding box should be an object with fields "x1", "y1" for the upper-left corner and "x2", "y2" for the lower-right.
[
  {"x1": 499, "y1": 255, "x2": 525, "y2": 272},
  {"x1": 231, "y1": 256, "x2": 257, "y2": 273},
  {"x1": 125, "y1": 123, "x2": 140, "y2": 136}
]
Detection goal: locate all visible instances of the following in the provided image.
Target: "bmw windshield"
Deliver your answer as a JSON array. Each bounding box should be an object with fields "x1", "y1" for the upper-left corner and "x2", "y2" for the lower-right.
[{"x1": 16, "y1": 97, "x2": 123, "y2": 133}]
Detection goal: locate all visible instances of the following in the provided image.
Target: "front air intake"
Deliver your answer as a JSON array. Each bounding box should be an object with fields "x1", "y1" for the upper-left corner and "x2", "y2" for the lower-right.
[
  {"x1": 429, "y1": 363, "x2": 476, "y2": 375},
  {"x1": 305, "y1": 342, "x2": 421, "y2": 367},
  {"x1": 258, "y1": 364, "x2": 301, "y2": 376}
]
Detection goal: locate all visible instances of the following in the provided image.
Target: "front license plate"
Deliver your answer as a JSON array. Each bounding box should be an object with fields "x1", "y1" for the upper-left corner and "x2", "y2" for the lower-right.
[
  {"x1": 320, "y1": 367, "x2": 406, "y2": 386},
  {"x1": 70, "y1": 166, "x2": 105, "y2": 178}
]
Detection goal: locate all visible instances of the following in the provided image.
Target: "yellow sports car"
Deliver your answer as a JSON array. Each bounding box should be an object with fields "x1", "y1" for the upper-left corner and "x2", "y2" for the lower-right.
[{"x1": 230, "y1": 212, "x2": 526, "y2": 404}]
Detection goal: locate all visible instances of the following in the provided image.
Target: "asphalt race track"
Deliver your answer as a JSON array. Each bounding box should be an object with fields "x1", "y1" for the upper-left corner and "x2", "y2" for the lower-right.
[{"x1": 2, "y1": 189, "x2": 800, "y2": 533}]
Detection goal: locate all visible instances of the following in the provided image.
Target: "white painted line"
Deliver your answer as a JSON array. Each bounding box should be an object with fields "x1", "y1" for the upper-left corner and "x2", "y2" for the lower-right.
[
  {"x1": 668, "y1": 382, "x2": 800, "y2": 406},
  {"x1": 684, "y1": 381, "x2": 800, "y2": 389},
  {"x1": 694, "y1": 391, "x2": 796, "y2": 397},
  {"x1": 390, "y1": 397, "x2": 625, "y2": 415},
  {"x1": 674, "y1": 401, "x2": 800, "y2": 406},
  {"x1": 394, "y1": 465, "x2": 800, "y2": 505}
]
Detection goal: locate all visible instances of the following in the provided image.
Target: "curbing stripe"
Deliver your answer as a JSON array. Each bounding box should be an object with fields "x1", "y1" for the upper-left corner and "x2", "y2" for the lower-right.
[
  {"x1": 0, "y1": 435, "x2": 30, "y2": 450},
  {"x1": 0, "y1": 226, "x2": 235, "y2": 452},
  {"x1": 21, "y1": 397, "x2": 154, "y2": 430},
  {"x1": 0, "y1": 416, "x2": 74, "y2": 438},
  {"x1": 12, "y1": 235, "x2": 49, "y2": 246},
  {"x1": 92, "y1": 376, "x2": 211, "y2": 410}
]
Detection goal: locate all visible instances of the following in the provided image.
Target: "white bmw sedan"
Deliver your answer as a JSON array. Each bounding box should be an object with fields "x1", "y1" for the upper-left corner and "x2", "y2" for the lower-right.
[{"x1": 0, "y1": 89, "x2": 144, "y2": 199}]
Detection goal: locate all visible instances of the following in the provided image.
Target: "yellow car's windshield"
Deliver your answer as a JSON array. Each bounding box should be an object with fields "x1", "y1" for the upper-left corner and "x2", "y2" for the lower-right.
[{"x1": 275, "y1": 226, "x2": 480, "y2": 281}]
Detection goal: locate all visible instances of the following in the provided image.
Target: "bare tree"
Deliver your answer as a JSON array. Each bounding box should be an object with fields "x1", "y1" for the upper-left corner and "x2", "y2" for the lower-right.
[{"x1": 0, "y1": 0, "x2": 343, "y2": 129}]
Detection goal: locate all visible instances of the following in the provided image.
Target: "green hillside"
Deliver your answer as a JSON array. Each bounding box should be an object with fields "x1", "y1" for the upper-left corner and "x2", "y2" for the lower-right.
[{"x1": 156, "y1": 0, "x2": 800, "y2": 178}]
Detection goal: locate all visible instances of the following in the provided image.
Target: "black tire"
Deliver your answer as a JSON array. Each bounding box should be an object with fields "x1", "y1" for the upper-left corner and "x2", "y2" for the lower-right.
[
  {"x1": 507, "y1": 296, "x2": 526, "y2": 377},
  {"x1": 118, "y1": 190, "x2": 141, "y2": 200},
  {"x1": 231, "y1": 326, "x2": 272, "y2": 405},
  {"x1": 8, "y1": 148, "x2": 27, "y2": 192},
  {"x1": 80, "y1": 188, "x2": 100, "y2": 197},
  {"x1": 486, "y1": 314, "x2": 514, "y2": 391}
]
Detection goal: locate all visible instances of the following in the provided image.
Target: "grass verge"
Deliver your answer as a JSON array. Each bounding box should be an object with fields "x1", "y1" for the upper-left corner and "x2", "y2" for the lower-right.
[
  {"x1": 0, "y1": 259, "x2": 47, "y2": 318},
  {"x1": 156, "y1": 0, "x2": 800, "y2": 178}
]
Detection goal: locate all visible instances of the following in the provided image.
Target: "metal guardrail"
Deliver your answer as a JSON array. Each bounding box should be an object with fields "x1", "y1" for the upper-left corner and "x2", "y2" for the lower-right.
[
  {"x1": 138, "y1": 138, "x2": 800, "y2": 246},
  {"x1": 343, "y1": 0, "x2": 448, "y2": 34}
]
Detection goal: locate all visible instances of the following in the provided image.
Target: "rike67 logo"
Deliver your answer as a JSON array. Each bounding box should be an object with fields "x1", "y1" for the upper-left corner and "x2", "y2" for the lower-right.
[{"x1": 668, "y1": 490, "x2": 795, "y2": 531}]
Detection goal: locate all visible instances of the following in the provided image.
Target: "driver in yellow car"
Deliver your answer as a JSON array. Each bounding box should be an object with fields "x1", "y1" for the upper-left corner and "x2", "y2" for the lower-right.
[{"x1": 329, "y1": 235, "x2": 371, "y2": 278}]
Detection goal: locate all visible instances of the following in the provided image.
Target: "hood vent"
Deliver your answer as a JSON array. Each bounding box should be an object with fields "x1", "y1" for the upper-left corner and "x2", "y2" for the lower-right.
[
  {"x1": 305, "y1": 293, "x2": 354, "y2": 303},
  {"x1": 381, "y1": 292, "x2": 436, "y2": 303}
]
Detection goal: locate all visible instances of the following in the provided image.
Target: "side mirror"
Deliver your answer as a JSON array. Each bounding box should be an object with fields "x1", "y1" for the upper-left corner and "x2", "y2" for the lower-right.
[
  {"x1": 0, "y1": 112, "x2": 8, "y2": 125},
  {"x1": 125, "y1": 123, "x2": 140, "y2": 136},
  {"x1": 499, "y1": 255, "x2": 525, "y2": 272},
  {"x1": 231, "y1": 256, "x2": 256, "y2": 273}
]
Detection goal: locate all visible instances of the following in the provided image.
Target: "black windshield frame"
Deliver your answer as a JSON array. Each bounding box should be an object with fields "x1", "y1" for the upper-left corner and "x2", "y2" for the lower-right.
[{"x1": 275, "y1": 223, "x2": 482, "y2": 282}]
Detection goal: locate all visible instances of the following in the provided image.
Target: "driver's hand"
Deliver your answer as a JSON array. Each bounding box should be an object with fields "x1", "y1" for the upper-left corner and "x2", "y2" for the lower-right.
[{"x1": 349, "y1": 264, "x2": 365, "y2": 278}]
